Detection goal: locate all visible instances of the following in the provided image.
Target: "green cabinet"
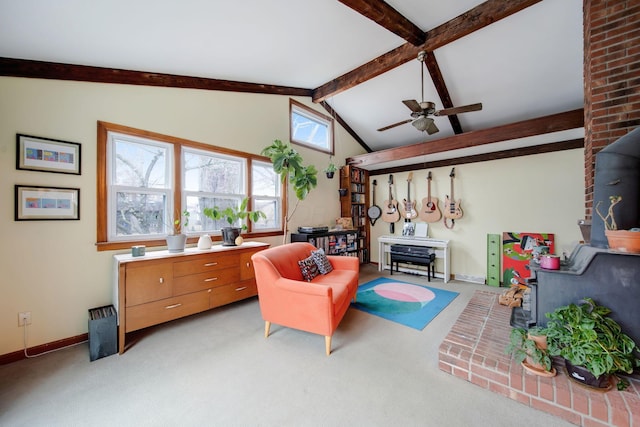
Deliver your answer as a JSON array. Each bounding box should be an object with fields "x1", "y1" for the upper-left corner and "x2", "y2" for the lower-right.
[{"x1": 487, "y1": 234, "x2": 501, "y2": 287}]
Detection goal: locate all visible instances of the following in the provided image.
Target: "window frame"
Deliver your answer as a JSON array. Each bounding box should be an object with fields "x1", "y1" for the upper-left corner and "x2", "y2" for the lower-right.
[
  {"x1": 96, "y1": 121, "x2": 283, "y2": 251},
  {"x1": 289, "y1": 98, "x2": 334, "y2": 155}
]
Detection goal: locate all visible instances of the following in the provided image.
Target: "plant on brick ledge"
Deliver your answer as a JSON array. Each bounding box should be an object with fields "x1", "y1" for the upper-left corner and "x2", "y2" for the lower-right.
[
  {"x1": 505, "y1": 327, "x2": 554, "y2": 375},
  {"x1": 544, "y1": 298, "x2": 640, "y2": 390}
]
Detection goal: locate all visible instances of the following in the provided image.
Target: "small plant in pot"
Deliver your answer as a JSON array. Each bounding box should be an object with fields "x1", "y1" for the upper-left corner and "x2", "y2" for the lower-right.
[
  {"x1": 595, "y1": 195, "x2": 640, "y2": 253},
  {"x1": 505, "y1": 327, "x2": 555, "y2": 376},
  {"x1": 166, "y1": 210, "x2": 190, "y2": 253},
  {"x1": 203, "y1": 197, "x2": 265, "y2": 246},
  {"x1": 544, "y1": 297, "x2": 640, "y2": 390},
  {"x1": 323, "y1": 162, "x2": 337, "y2": 179}
]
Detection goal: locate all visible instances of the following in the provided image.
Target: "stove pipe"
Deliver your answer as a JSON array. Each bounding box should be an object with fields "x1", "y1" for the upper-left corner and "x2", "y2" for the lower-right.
[{"x1": 590, "y1": 126, "x2": 640, "y2": 248}]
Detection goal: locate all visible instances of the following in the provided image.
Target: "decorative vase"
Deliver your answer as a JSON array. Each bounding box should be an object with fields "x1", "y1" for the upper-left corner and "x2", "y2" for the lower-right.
[
  {"x1": 166, "y1": 234, "x2": 187, "y2": 253},
  {"x1": 605, "y1": 229, "x2": 640, "y2": 253},
  {"x1": 221, "y1": 227, "x2": 241, "y2": 246},
  {"x1": 197, "y1": 234, "x2": 212, "y2": 250}
]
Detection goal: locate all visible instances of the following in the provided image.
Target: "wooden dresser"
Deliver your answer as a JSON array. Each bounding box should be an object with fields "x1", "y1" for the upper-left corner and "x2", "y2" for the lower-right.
[{"x1": 113, "y1": 241, "x2": 269, "y2": 353}]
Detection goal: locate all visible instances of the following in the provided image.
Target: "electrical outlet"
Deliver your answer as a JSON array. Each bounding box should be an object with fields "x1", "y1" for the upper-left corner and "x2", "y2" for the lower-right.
[{"x1": 18, "y1": 311, "x2": 32, "y2": 326}]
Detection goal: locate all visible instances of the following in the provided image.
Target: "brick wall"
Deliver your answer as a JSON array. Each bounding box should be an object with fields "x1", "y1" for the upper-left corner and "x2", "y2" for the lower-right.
[{"x1": 584, "y1": 0, "x2": 640, "y2": 219}]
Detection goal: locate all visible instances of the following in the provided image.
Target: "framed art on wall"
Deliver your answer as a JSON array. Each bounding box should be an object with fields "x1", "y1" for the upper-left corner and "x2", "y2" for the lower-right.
[
  {"x1": 15, "y1": 185, "x2": 80, "y2": 221},
  {"x1": 16, "y1": 134, "x2": 81, "y2": 175}
]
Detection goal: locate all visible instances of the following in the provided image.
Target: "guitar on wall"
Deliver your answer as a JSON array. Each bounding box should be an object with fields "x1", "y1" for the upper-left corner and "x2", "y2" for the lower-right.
[
  {"x1": 401, "y1": 172, "x2": 418, "y2": 221},
  {"x1": 419, "y1": 171, "x2": 442, "y2": 223},
  {"x1": 381, "y1": 174, "x2": 400, "y2": 233},
  {"x1": 443, "y1": 167, "x2": 463, "y2": 229}
]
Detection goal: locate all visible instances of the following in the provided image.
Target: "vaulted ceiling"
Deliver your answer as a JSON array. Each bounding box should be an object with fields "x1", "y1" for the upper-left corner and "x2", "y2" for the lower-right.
[{"x1": 0, "y1": 0, "x2": 585, "y2": 171}]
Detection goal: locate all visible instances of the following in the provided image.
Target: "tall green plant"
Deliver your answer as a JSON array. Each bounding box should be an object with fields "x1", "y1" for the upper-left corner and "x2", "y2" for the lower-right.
[{"x1": 261, "y1": 139, "x2": 318, "y2": 243}]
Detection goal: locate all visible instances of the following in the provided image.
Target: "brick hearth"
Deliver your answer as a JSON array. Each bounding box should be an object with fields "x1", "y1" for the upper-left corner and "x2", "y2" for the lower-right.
[{"x1": 438, "y1": 290, "x2": 640, "y2": 427}]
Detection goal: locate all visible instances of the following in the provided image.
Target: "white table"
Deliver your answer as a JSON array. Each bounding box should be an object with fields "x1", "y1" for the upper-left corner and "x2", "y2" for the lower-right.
[{"x1": 378, "y1": 235, "x2": 451, "y2": 283}]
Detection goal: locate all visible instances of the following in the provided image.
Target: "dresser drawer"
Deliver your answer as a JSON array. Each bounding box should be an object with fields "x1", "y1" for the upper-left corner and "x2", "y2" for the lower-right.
[
  {"x1": 125, "y1": 262, "x2": 173, "y2": 306},
  {"x1": 173, "y1": 267, "x2": 240, "y2": 295},
  {"x1": 125, "y1": 289, "x2": 211, "y2": 332},
  {"x1": 173, "y1": 253, "x2": 237, "y2": 277},
  {"x1": 210, "y1": 280, "x2": 257, "y2": 308}
]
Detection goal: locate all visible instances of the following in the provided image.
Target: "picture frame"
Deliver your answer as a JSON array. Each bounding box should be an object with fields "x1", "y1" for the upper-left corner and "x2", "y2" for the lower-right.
[
  {"x1": 15, "y1": 185, "x2": 80, "y2": 221},
  {"x1": 16, "y1": 134, "x2": 81, "y2": 175}
]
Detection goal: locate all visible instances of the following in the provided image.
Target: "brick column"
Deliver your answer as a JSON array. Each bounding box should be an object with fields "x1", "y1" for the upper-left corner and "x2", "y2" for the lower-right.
[{"x1": 583, "y1": 0, "x2": 640, "y2": 219}]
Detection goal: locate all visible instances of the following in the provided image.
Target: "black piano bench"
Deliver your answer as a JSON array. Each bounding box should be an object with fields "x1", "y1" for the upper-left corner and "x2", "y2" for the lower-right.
[{"x1": 390, "y1": 252, "x2": 436, "y2": 281}]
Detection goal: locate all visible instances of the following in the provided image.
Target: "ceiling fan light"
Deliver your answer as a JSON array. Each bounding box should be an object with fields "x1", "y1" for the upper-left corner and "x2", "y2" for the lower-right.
[{"x1": 412, "y1": 116, "x2": 434, "y2": 132}]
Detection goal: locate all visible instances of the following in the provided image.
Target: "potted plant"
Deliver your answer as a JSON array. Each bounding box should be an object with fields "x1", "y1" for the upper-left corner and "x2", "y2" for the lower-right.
[
  {"x1": 261, "y1": 139, "x2": 317, "y2": 244},
  {"x1": 324, "y1": 162, "x2": 337, "y2": 179},
  {"x1": 203, "y1": 197, "x2": 266, "y2": 246},
  {"x1": 544, "y1": 298, "x2": 640, "y2": 390},
  {"x1": 166, "y1": 210, "x2": 190, "y2": 253},
  {"x1": 505, "y1": 327, "x2": 555, "y2": 376},
  {"x1": 595, "y1": 195, "x2": 640, "y2": 253}
]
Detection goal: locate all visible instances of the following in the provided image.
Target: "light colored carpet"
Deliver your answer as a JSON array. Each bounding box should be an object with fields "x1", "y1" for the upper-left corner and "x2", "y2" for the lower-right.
[{"x1": 0, "y1": 265, "x2": 574, "y2": 427}]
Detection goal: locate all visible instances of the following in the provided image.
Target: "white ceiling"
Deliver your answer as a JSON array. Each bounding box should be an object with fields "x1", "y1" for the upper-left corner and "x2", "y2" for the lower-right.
[{"x1": 0, "y1": 0, "x2": 585, "y2": 170}]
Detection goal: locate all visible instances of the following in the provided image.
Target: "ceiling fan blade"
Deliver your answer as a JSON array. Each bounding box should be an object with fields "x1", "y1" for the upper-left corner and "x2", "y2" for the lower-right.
[
  {"x1": 426, "y1": 121, "x2": 439, "y2": 135},
  {"x1": 402, "y1": 99, "x2": 422, "y2": 113},
  {"x1": 377, "y1": 119, "x2": 412, "y2": 132},
  {"x1": 435, "y1": 102, "x2": 483, "y2": 116}
]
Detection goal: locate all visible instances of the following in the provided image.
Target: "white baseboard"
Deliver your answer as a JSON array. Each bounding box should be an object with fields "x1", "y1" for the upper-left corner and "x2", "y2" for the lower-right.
[{"x1": 454, "y1": 274, "x2": 486, "y2": 284}]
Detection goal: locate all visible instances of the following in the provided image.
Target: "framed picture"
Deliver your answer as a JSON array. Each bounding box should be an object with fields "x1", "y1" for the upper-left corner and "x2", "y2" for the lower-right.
[
  {"x1": 15, "y1": 185, "x2": 80, "y2": 221},
  {"x1": 16, "y1": 134, "x2": 81, "y2": 175}
]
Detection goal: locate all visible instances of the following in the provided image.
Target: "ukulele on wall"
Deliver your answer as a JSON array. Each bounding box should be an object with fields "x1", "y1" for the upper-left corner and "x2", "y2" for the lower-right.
[
  {"x1": 419, "y1": 171, "x2": 442, "y2": 223},
  {"x1": 443, "y1": 167, "x2": 463, "y2": 229},
  {"x1": 382, "y1": 174, "x2": 400, "y2": 232},
  {"x1": 401, "y1": 172, "x2": 418, "y2": 220}
]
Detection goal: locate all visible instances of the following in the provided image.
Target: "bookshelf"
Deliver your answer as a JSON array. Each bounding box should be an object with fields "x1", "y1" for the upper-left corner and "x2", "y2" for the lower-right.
[
  {"x1": 290, "y1": 230, "x2": 359, "y2": 257},
  {"x1": 339, "y1": 165, "x2": 370, "y2": 263}
]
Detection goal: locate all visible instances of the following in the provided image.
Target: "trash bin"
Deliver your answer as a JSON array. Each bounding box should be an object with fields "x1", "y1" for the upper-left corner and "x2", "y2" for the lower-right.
[{"x1": 88, "y1": 305, "x2": 117, "y2": 361}]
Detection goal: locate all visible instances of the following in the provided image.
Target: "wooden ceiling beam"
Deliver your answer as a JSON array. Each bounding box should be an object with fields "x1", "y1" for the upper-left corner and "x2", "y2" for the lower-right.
[
  {"x1": 371, "y1": 138, "x2": 584, "y2": 176},
  {"x1": 313, "y1": 0, "x2": 542, "y2": 102},
  {"x1": 346, "y1": 108, "x2": 584, "y2": 167},
  {"x1": 423, "y1": 51, "x2": 463, "y2": 134},
  {"x1": 337, "y1": 0, "x2": 425, "y2": 46},
  {"x1": 0, "y1": 57, "x2": 312, "y2": 97}
]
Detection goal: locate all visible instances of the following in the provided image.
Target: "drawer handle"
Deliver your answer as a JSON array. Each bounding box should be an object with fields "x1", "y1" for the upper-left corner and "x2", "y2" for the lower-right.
[
  {"x1": 165, "y1": 303, "x2": 182, "y2": 309},
  {"x1": 235, "y1": 286, "x2": 248, "y2": 292},
  {"x1": 204, "y1": 277, "x2": 218, "y2": 282},
  {"x1": 159, "y1": 277, "x2": 164, "y2": 284},
  {"x1": 204, "y1": 262, "x2": 218, "y2": 267}
]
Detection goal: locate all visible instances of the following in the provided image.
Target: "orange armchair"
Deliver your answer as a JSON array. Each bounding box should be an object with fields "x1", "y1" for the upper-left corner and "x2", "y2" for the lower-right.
[{"x1": 251, "y1": 242, "x2": 359, "y2": 355}]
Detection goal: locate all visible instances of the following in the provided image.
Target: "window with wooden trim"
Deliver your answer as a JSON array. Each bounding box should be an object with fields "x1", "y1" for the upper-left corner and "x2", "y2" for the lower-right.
[
  {"x1": 97, "y1": 121, "x2": 281, "y2": 250},
  {"x1": 289, "y1": 98, "x2": 334, "y2": 154}
]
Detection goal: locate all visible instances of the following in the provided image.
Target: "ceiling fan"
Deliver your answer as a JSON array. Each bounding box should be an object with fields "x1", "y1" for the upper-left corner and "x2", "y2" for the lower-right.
[{"x1": 377, "y1": 51, "x2": 482, "y2": 134}]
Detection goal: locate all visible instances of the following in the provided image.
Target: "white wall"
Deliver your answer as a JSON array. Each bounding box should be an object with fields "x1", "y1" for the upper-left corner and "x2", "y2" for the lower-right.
[
  {"x1": 369, "y1": 150, "x2": 585, "y2": 279},
  {"x1": 0, "y1": 76, "x2": 586, "y2": 356},
  {"x1": 0, "y1": 77, "x2": 364, "y2": 354}
]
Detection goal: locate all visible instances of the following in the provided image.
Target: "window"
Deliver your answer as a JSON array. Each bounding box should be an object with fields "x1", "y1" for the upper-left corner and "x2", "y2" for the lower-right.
[
  {"x1": 289, "y1": 99, "x2": 334, "y2": 154},
  {"x1": 97, "y1": 121, "x2": 281, "y2": 250}
]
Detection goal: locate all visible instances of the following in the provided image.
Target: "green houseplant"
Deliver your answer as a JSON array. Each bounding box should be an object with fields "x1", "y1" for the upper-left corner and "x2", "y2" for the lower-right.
[
  {"x1": 323, "y1": 162, "x2": 337, "y2": 179},
  {"x1": 203, "y1": 197, "x2": 265, "y2": 246},
  {"x1": 166, "y1": 210, "x2": 190, "y2": 252},
  {"x1": 505, "y1": 327, "x2": 554, "y2": 376},
  {"x1": 261, "y1": 139, "x2": 318, "y2": 244},
  {"x1": 544, "y1": 298, "x2": 640, "y2": 390}
]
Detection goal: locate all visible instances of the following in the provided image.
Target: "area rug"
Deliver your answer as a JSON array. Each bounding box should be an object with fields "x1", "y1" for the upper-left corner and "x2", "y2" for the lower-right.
[{"x1": 351, "y1": 277, "x2": 459, "y2": 330}]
